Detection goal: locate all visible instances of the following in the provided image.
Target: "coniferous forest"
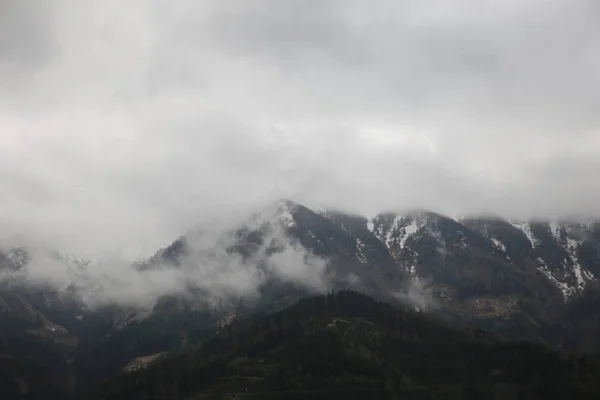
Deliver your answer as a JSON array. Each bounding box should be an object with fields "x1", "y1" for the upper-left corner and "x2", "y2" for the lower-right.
[{"x1": 81, "y1": 291, "x2": 600, "y2": 400}]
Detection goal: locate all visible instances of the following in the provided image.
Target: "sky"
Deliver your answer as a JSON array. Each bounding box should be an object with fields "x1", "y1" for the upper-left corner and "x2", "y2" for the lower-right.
[{"x1": 2, "y1": 0, "x2": 600, "y2": 259}]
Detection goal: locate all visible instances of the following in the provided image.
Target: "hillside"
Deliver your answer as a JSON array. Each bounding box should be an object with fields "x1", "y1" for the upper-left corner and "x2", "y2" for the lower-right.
[{"x1": 89, "y1": 291, "x2": 600, "y2": 400}]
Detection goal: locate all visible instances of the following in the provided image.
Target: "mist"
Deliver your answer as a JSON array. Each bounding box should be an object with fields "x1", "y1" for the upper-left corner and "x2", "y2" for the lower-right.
[
  {"x1": 394, "y1": 277, "x2": 438, "y2": 312},
  {"x1": 0, "y1": 203, "x2": 330, "y2": 310}
]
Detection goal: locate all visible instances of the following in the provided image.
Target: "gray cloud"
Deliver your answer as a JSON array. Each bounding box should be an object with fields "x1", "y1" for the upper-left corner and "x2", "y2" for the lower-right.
[
  {"x1": 1, "y1": 0, "x2": 600, "y2": 259},
  {"x1": 0, "y1": 0, "x2": 57, "y2": 72},
  {"x1": 394, "y1": 277, "x2": 437, "y2": 312},
  {"x1": 1, "y1": 204, "x2": 330, "y2": 309}
]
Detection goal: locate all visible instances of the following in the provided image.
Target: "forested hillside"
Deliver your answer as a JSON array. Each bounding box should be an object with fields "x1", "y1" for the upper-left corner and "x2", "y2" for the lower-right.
[{"x1": 89, "y1": 291, "x2": 600, "y2": 400}]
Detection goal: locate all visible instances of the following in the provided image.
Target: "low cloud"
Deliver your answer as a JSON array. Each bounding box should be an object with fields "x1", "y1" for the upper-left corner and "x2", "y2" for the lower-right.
[
  {"x1": 0, "y1": 204, "x2": 330, "y2": 310},
  {"x1": 394, "y1": 277, "x2": 437, "y2": 312}
]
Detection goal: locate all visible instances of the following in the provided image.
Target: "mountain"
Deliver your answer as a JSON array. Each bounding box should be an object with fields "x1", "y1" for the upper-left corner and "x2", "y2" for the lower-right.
[
  {"x1": 90, "y1": 200, "x2": 600, "y2": 361},
  {"x1": 1, "y1": 200, "x2": 600, "y2": 398},
  {"x1": 320, "y1": 207, "x2": 599, "y2": 348},
  {"x1": 0, "y1": 249, "x2": 87, "y2": 399},
  {"x1": 89, "y1": 291, "x2": 600, "y2": 400},
  {"x1": 145, "y1": 201, "x2": 600, "y2": 351}
]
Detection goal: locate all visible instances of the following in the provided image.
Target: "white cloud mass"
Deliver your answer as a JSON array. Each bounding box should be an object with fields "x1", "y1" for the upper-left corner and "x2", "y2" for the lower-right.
[
  {"x1": 1, "y1": 0, "x2": 600, "y2": 259},
  {"x1": 0, "y1": 206, "x2": 330, "y2": 309}
]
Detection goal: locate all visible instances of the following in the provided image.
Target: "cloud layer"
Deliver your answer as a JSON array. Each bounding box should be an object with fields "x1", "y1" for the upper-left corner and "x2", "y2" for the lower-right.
[
  {"x1": 1, "y1": 207, "x2": 329, "y2": 309},
  {"x1": 2, "y1": 0, "x2": 600, "y2": 258}
]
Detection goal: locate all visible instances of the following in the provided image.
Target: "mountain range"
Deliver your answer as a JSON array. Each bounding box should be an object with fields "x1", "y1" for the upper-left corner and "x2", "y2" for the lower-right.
[{"x1": 1, "y1": 200, "x2": 600, "y2": 398}]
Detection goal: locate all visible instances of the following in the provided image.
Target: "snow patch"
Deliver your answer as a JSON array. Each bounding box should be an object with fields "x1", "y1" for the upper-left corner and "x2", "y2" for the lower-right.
[
  {"x1": 308, "y1": 230, "x2": 323, "y2": 247},
  {"x1": 384, "y1": 216, "x2": 401, "y2": 248},
  {"x1": 355, "y1": 238, "x2": 368, "y2": 264},
  {"x1": 366, "y1": 219, "x2": 374, "y2": 232},
  {"x1": 546, "y1": 222, "x2": 594, "y2": 292},
  {"x1": 510, "y1": 221, "x2": 539, "y2": 248},
  {"x1": 536, "y1": 257, "x2": 572, "y2": 301},
  {"x1": 491, "y1": 238, "x2": 506, "y2": 252},
  {"x1": 374, "y1": 215, "x2": 421, "y2": 252},
  {"x1": 491, "y1": 238, "x2": 510, "y2": 260},
  {"x1": 565, "y1": 236, "x2": 588, "y2": 290},
  {"x1": 399, "y1": 219, "x2": 418, "y2": 249}
]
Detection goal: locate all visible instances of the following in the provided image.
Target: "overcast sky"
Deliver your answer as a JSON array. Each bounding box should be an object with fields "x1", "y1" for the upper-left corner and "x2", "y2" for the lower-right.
[{"x1": 2, "y1": 0, "x2": 600, "y2": 259}]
